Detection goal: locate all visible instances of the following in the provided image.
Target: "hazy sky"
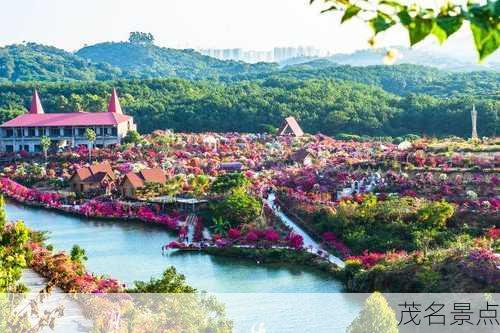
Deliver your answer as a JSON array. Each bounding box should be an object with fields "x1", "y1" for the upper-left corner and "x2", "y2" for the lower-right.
[{"x1": 0, "y1": 0, "x2": 479, "y2": 56}]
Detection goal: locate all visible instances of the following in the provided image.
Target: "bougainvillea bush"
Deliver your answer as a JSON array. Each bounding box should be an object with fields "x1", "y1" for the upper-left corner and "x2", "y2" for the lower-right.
[
  {"x1": 29, "y1": 243, "x2": 123, "y2": 293},
  {"x1": 343, "y1": 243, "x2": 500, "y2": 293}
]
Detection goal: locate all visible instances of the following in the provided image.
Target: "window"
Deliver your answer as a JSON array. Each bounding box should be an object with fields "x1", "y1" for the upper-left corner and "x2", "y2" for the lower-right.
[
  {"x1": 34, "y1": 145, "x2": 41, "y2": 152},
  {"x1": 111, "y1": 127, "x2": 117, "y2": 136},
  {"x1": 16, "y1": 129, "x2": 22, "y2": 137},
  {"x1": 28, "y1": 128, "x2": 36, "y2": 137},
  {"x1": 50, "y1": 128, "x2": 60, "y2": 137},
  {"x1": 64, "y1": 127, "x2": 72, "y2": 136},
  {"x1": 78, "y1": 128, "x2": 85, "y2": 137},
  {"x1": 5, "y1": 129, "x2": 13, "y2": 138},
  {"x1": 5, "y1": 145, "x2": 13, "y2": 152},
  {"x1": 23, "y1": 145, "x2": 29, "y2": 152}
]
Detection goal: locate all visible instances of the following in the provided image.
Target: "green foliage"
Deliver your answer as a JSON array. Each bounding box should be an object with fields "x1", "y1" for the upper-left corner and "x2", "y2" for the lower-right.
[
  {"x1": 188, "y1": 175, "x2": 210, "y2": 197},
  {"x1": 212, "y1": 188, "x2": 262, "y2": 227},
  {"x1": 0, "y1": 42, "x2": 275, "y2": 82},
  {"x1": 0, "y1": 221, "x2": 30, "y2": 292},
  {"x1": 0, "y1": 69, "x2": 497, "y2": 137},
  {"x1": 0, "y1": 196, "x2": 6, "y2": 230},
  {"x1": 128, "y1": 266, "x2": 196, "y2": 293},
  {"x1": 85, "y1": 128, "x2": 96, "y2": 142},
  {"x1": 347, "y1": 292, "x2": 398, "y2": 333},
  {"x1": 128, "y1": 32, "x2": 155, "y2": 46},
  {"x1": 70, "y1": 244, "x2": 88, "y2": 264},
  {"x1": 311, "y1": 195, "x2": 456, "y2": 253},
  {"x1": 211, "y1": 173, "x2": 250, "y2": 194},
  {"x1": 123, "y1": 129, "x2": 142, "y2": 145},
  {"x1": 312, "y1": 0, "x2": 499, "y2": 61},
  {"x1": 40, "y1": 136, "x2": 51, "y2": 154}
]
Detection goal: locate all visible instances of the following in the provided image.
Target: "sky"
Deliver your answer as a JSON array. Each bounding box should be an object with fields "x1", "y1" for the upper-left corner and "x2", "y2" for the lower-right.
[{"x1": 0, "y1": 0, "x2": 480, "y2": 57}]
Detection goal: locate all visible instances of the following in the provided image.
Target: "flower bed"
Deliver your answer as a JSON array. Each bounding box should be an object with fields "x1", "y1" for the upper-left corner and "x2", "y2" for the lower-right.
[
  {"x1": 0, "y1": 177, "x2": 182, "y2": 231},
  {"x1": 29, "y1": 243, "x2": 123, "y2": 293}
]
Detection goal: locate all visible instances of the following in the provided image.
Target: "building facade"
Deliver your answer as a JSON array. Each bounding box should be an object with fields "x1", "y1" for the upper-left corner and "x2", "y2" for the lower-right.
[{"x1": 0, "y1": 89, "x2": 136, "y2": 152}]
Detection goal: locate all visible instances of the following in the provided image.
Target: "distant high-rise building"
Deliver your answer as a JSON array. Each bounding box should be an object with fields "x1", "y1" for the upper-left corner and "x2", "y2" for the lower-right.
[{"x1": 198, "y1": 46, "x2": 331, "y2": 63}]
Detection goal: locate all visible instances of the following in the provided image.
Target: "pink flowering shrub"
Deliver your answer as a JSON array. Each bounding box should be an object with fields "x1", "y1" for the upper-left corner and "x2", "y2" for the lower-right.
[
  {"x1": 228, "y1": 228, "x2": 242, "y2": 239},
  {"x1": 30, "y1": 243, "x2": 123, "y2": 293}
]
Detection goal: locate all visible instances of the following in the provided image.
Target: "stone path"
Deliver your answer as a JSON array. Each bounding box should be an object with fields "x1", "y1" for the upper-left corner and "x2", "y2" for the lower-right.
[{"x1": 20, "y1": 269, "x2": 92, "y2": 333}]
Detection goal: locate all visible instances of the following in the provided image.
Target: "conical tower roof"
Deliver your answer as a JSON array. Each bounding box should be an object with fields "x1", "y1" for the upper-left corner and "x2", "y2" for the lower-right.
[
  {"x1": 29, "y1": 89, "x2": 44, "y2": 114},
  {"x1": 107, "y1": 88, "x2": 123, "y2": 114}
]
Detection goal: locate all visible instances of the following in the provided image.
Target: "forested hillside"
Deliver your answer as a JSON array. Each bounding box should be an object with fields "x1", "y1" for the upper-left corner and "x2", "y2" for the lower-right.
[
  {"x1": 0, "y1": 43, "x2": 121, "y2": 82},
  {"x1": 0, "y1": 78, "x2": 497, "y2": 137},
  {"x1": 0, "y1": 37, "x2": 497, "y2": 138},
  {"x1": 76, "y1": 42, "x2": 276, "y2": 80},
  {"x1": 0, "y1": 42, "x2": 275, "y2": 82}
]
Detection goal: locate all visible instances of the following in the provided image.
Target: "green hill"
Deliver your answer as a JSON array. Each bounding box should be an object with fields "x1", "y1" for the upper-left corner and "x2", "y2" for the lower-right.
[
  {"x1": 76, "y1": 42, "x2": 276, "y2": 80},
  {"x1": 0, "y1": 41, "x2": 277, "y2": 83},
  {"x1": 0, "y1": 43, "x2": 122, "y2": 82}
]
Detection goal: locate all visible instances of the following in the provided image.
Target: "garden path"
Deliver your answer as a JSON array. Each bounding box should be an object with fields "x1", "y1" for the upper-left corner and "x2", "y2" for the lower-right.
[
  {"x1": 266, "y1": 193, "x2": 345, "y2": 268},
  {"x1": 20, "y1": 269, "x2": 91, "y2": 333}
]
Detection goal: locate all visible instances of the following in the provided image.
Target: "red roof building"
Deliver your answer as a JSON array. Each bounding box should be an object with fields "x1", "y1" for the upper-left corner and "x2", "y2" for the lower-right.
[
  {"x1": 69, "y1": 161, "x2": 116, "y2": 194},
  {"x1": 121, "y1": 168, "x2": 167, "y2": 199},
  {"x1": 0, "y1": 89, "x2": 136, "y2": 153}
]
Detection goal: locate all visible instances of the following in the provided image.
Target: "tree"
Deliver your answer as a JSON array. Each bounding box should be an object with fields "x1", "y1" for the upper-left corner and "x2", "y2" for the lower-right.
[
  {"x1": 85, "y1": 128, "x2": 96, "y2": 162},
  {"x1": 211, "y1": 173, "x2": 250, "y2": 194},
  {"x1": 128, "y1": 32, "x2": 155, "y2": 45},
  {"x1": 188, "y1": 175, "x2": 210, "y2": 197},
  {"x1": 40, "y1": 135, "x2": 51, "y2": 162},
  {"x1": 0, "y1": 196, "x2": 6, "y2": 230},
  {"x1": 123, "y1": 130, "x2": 142, "y2": 145},
  {"x1": 311, "y1": 0, "x2": 499, "y2": 61},
  {"x1": 128, "y1": 266, "x2": 196, "y2": 293},
  {"x1": 213, "y1": 188, "x2": 262, "y2": 227},
  {"x1": 347, "y1": 292, "x2": 398, "y2": 333},
  {"x1": 70, "y1": 244, "x2": 88, "y2": 264}
]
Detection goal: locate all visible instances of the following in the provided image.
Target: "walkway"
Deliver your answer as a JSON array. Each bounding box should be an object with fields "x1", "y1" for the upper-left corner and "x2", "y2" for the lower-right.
[
  {"x1": 266, "y1": 193, "x2": 345, "y2": 268},
  {"x1": 20, "y1": 269, "x2": 92, "y2": 333}
]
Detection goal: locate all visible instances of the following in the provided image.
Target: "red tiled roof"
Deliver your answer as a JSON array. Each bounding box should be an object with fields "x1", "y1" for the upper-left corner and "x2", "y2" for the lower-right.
[
  {"x1": 0, "y1": 112, "x2": 132, "y2": 128},
  {"x1": 73, "y1": 161, "x2": 115, "y2": 183},
  {"x1": 123, "y1": 168, "x2": 166, "y2": 189},
  {"x1": 124, "y1": 172, "x2": 145, "y2": 189},
  {"x1": 140, "y1": 168, "x2": 166, "y2": 184}
]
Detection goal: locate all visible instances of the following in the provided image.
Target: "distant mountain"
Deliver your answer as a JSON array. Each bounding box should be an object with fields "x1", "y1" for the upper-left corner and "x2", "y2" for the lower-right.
[
  {"x1": 0, "y1": 42, "x2": 277, "y2": 82},
  {"x1": 280, "y1": 47, "x2": 500, "y2": 72},
  {"x1": 0, "y1": 43, "x2": 122, "y2": 82},
  {"x1": 75, "y1": 42, "x2": 277, "y2": 80}
]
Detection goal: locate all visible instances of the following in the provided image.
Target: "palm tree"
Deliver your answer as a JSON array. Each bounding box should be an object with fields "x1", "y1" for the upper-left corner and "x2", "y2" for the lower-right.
[
  {"x1": 188, "y1": 175, "x2": 210, "y2": 197},
  {"x1": 212, "y1": 217, "x2": 230, "y2": 235},
  {"x1": 40, "y1": 135, "x2": 51, "y2": 163},
  {"x1": 85, "y1": 128, "x2": 96, "y2": 163}
]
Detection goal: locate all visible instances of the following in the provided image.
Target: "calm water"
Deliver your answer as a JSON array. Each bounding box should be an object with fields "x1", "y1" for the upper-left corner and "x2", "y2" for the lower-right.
[{"x1": 6, "y1": 200, "x2": 360, "y2": 332}]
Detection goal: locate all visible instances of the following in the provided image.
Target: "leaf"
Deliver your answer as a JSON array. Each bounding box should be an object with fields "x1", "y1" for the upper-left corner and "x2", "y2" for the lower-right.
[
  {"x1": 341, "y1": 5, "x2": 361, "y2": 23},
  {"x1": 408, "y1": 16, "x2": 435, "y2": 45},
  {"x1": 397, "y1": 10, "x2": 412, "y2": 26},
  {"x1": 370, "y1": 12, "x2": 396, "y2": 34},
  {"x1": 436, "y1": 14, "x2": 463, "y2": 38},
  {"x1": 470, "y1": 21, "x2": 500, "y2": 61},
  {"x1": 431, "y1": 25, "x2": 447, "y2": 44},
  {"x1": 321, "y1": 5, "x2": 339, "y2": 13}
]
